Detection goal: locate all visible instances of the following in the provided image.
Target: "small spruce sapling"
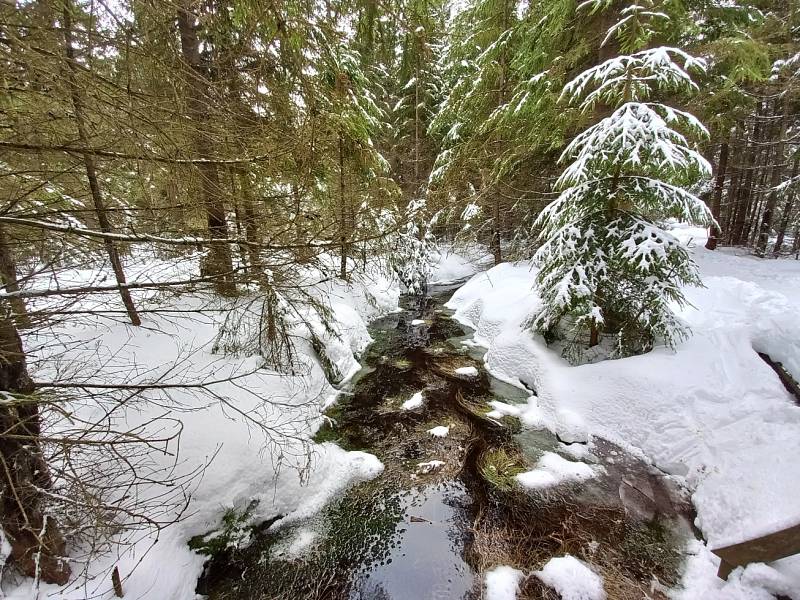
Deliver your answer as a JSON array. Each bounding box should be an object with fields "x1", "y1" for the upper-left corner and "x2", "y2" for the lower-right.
[{"x1": 531, "y1": 2, "x2": 714, "y2": 360}]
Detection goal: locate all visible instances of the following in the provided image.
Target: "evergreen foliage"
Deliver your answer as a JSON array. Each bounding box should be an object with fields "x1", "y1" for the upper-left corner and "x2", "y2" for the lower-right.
[{"x1": 531, "y1": 6, "x2": 714, "y2": 359}]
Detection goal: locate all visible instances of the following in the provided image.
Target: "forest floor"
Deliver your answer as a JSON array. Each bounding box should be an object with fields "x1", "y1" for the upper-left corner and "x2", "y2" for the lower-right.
[{"x1": 4, "y1": 236, "x2": 800, "y2": 600}]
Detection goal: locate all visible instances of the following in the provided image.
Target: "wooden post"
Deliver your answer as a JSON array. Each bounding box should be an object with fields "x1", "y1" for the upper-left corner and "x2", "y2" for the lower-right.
[
  {"x1": 711, "y1": 521, "x2": 800, "y2": 580},
  {"x1": 112, "y1": 566, "x2": 124, "y2": 597}
]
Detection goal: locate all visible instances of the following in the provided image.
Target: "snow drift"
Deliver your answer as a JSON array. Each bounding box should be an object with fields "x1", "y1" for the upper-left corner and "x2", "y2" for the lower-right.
[{"x1": 446, "y1": 234, "x2": 800, "y2": 597}]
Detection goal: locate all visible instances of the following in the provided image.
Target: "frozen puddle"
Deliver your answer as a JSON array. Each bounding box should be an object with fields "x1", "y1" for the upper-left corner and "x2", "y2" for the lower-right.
[{"x1": 348, "y1": 482, "x2": 474, "y2": 600}]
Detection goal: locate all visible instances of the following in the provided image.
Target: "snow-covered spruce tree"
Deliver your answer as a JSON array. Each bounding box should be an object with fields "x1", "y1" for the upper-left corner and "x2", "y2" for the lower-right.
[{"x1": 532, "y1": 4, "x2": 714, "y2": 360}]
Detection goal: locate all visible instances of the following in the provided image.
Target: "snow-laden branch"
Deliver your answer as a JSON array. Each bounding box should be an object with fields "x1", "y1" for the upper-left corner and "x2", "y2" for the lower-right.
[
  {"x1": 557, "y1": 102, "x2": 710, "y2": 187},
  {"x1": 561, "y1": 47, "x2": 706, "y2": 108},
  {"x1": 537, "y1": 176, "x2": 714, "y2": 232}
]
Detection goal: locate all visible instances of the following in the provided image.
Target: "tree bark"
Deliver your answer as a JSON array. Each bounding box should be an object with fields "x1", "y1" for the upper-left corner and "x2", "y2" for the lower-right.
[
  {"x1": 491, "y1": 191, "x2": 502, "y2": 265},
  {"x1": 731, "y1": 115, "x2": 761, "y2": 245},
  {"x1": 62, "y1": 0, "x2": 141, "y2": 325},
  {"x1": 774, "y1": 155, "x2": 799, "y2": 256},
  {"x1": 177, "y1": 5, "x2": 236, "y2": 296},
  {"x1": 723, "y1": 144, "x2": 742, "y2": 244},
  {"x1": 756, "y1": 98, "x2": 789, "y2": 255},
  {"x1": 338, "y1": 132, "x2": 348, "y2": 281},
  {"x1": 0, "y1": 225, "x2": 30, "y2": 328},
  {"x1": 0, "y1": 316, "x2": 70, "y2": 584},
  {"x1": 706, "y1": 140, "x2": 729, "y2": 250},
  {"x1": 235, "y1": 170, "x2": 263, "y2": 275}
]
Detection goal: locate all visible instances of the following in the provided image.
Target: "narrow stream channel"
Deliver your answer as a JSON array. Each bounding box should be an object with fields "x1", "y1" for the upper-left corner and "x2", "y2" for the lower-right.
[{"x1": 200, "y1": 282, "x2": 697, "y2": 600}]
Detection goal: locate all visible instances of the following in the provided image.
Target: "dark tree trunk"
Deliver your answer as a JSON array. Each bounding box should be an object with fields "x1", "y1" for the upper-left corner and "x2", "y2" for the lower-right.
[
  {"x1": 731, "y1": 116, "x2": 761, "y2": 246},
  {"x1": 723, "y1": 139, "x2": 743, "y2": 244},
  {"x1": 0, "y1": 225, "x2": 30, "y2": 328},
  {"x1": 338, "y1": 132, "x2": 348, "y2": 281},
  {"x1": 774, "y1": 156, "x2": 799, "y2": 256},
  {"x1": 235, "y1": 170, "x2": 263, "y2": 275},
  {"x1": 491, "y1": 192, "x2": 502, "y2": 265},
  {"x1": 62, "y1": 1, "x2": 141, "y2": 325},
  {"x1": 757, "y1": 99, "x2": 789, "y2": 255},
  {"x1": 177, "y1": 6, "x2": 236, "y2": 296},
  {"x1": 706, "y1": 140, "x2": 729, "y2": 250},
  {"x1": 0, "y1": 315, "x2": 70, "y2": 584}
]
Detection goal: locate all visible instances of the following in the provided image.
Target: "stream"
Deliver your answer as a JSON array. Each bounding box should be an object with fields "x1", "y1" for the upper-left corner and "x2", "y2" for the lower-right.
[{"x1": 199, "y1": 282, "x2": 697, "y2": 600}]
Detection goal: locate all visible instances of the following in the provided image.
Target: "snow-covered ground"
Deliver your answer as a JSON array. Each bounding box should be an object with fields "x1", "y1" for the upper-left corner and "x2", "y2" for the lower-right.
[
  {"x1": 447, "y1": 228, "x2": 800, "y2": 599},
  {"x1": 428, "y1": 244, "x2": 494, "y2": 284},
  {"x1": 5, "y1": 256, "x2": 399, "y2": 600}
]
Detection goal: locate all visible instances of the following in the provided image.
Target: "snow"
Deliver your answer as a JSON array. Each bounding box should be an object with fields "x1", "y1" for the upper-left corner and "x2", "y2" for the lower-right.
[
  {"x1": 485, "y1": 565, "x2": 525, "y2": 600},
  {"x1": 5, "y1": 255, "x2": 398, "y2": 600},
  {"x1": 428, "y1": 244, "x2": 493, "y2": 284},
  {"x1": 411, "y1": 319, "x2": 426, "y2": 325},
  {"x1": 417, "y1": 460, "x2": 446, "y2": 473},
  {"x1": 446, "y1": 237, "x2": 800, "y2": 596},
  {"x1": 402, "y1": 391, "x2": 425, "y2": 410},
  {"x1": 486, "y1": 399, "x2": 523, "y2": 420},
  {"x1": 534, "y1": 555, "x2": 606, "y2": 600},
  {"x1": 516, "y1": 452, "x2": 597, "y2": 490},
  {"x1": 455, "y1": 365, "x2": 479, "y2": 376},
  {"x1": 672, "y1": 540, "x2": 800, "y2": 600},
  {"x1": 271, "y1": 527, "x2": 319, "y2": 560},
  {"x1": 427, "y1": 425, "x2": 451, "y2": 438}
]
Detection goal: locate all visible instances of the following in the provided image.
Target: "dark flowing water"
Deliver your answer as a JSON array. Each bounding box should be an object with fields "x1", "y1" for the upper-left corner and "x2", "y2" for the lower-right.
[{"x1": 199, "y1": 283, "x2": 697, "y2": 600}]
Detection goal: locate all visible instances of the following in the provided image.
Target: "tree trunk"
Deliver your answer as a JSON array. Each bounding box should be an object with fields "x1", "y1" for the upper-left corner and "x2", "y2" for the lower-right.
[
  {"x1": 706, "y1": 140, "x2": 729, "y2": 250},
  {"x1": 0, "y1": 225, "x2": 30, "y2": 328},
  {"x1": 0, "y1": 315, "x2": 70, "y2": 584},
  {"x1": 743, "y1": 132, "x2": 768, "y2": 246},
  {"x1": 723, "y1": 144, "x2": 742, "y2": 244},
  {"x1": 731, "y1": 118, "x2": 760, "y2": 246},
  {"x1": 756, "y1": 99, "x2": 789, "y2": 256},
  {"x1": 177, "y1": 5, "x2": 236, "y2": 296},
  {"x1": 338, "y1": 132, "x2": 348, "y2": 281},
  {"x1": 414, "y1": 58, "x2": 421, "y2": 193},
  {"x1": 491, "y1": 191, "x2": 502, "y2": 265},
  {"x1": 62, "y1": 0, "x2": 141, "y2": 325},
  {"x1": 774, "y1": 155, "x2": 799, "y2": 256},
  {"x1": 235, "y1": 169, "x2": 263, "y2": 274}
]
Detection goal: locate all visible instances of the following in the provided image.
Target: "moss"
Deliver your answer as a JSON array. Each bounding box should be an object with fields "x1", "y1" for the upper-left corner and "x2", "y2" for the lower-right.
[
  {"x1": 478, "y1": 447, "x2": 527, "y2": 492},
  {"x1": 208, "y1": 481, "x2": 406, "y2": 600},
  {"x1": 393, "y1": 357, "x2": 413, "y2": 370},
  {"x1": 618, "y1": 519, "x2": 682, "y2": 584},
  {"x1": 189, "y1": 500, "x2": 260, "y2": 558}
]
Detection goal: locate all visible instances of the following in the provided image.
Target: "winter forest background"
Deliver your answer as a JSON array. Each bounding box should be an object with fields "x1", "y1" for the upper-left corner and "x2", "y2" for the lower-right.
[{"x1": 1, "y1": 0, "x2": 800, "y2": 599}]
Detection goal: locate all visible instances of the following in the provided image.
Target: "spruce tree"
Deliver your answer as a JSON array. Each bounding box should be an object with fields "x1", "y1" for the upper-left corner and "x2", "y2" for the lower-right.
[
  {"x1": 428, "y1": 0, "x2": 518, "y2": 262},
  {"x1": 532, "y1": 2, "x2": 713, "y2": 360}
]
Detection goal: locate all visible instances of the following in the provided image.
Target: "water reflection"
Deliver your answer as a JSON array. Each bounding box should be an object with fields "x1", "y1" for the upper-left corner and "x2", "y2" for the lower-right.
[{"x1": 349, "y1": 482, "x2": 473, "y2": 600}]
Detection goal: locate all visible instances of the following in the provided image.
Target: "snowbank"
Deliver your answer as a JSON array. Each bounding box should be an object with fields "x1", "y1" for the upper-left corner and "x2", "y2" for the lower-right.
[
  {"x1": 446, "y1": 240, "x2": 800, "y2": 595},
  {"x1": 8, "y1": 258, "x2": 399, "y2": 600},
  {"x1": 428, "y1": 244, "x2": 493, "y2": 284}
]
